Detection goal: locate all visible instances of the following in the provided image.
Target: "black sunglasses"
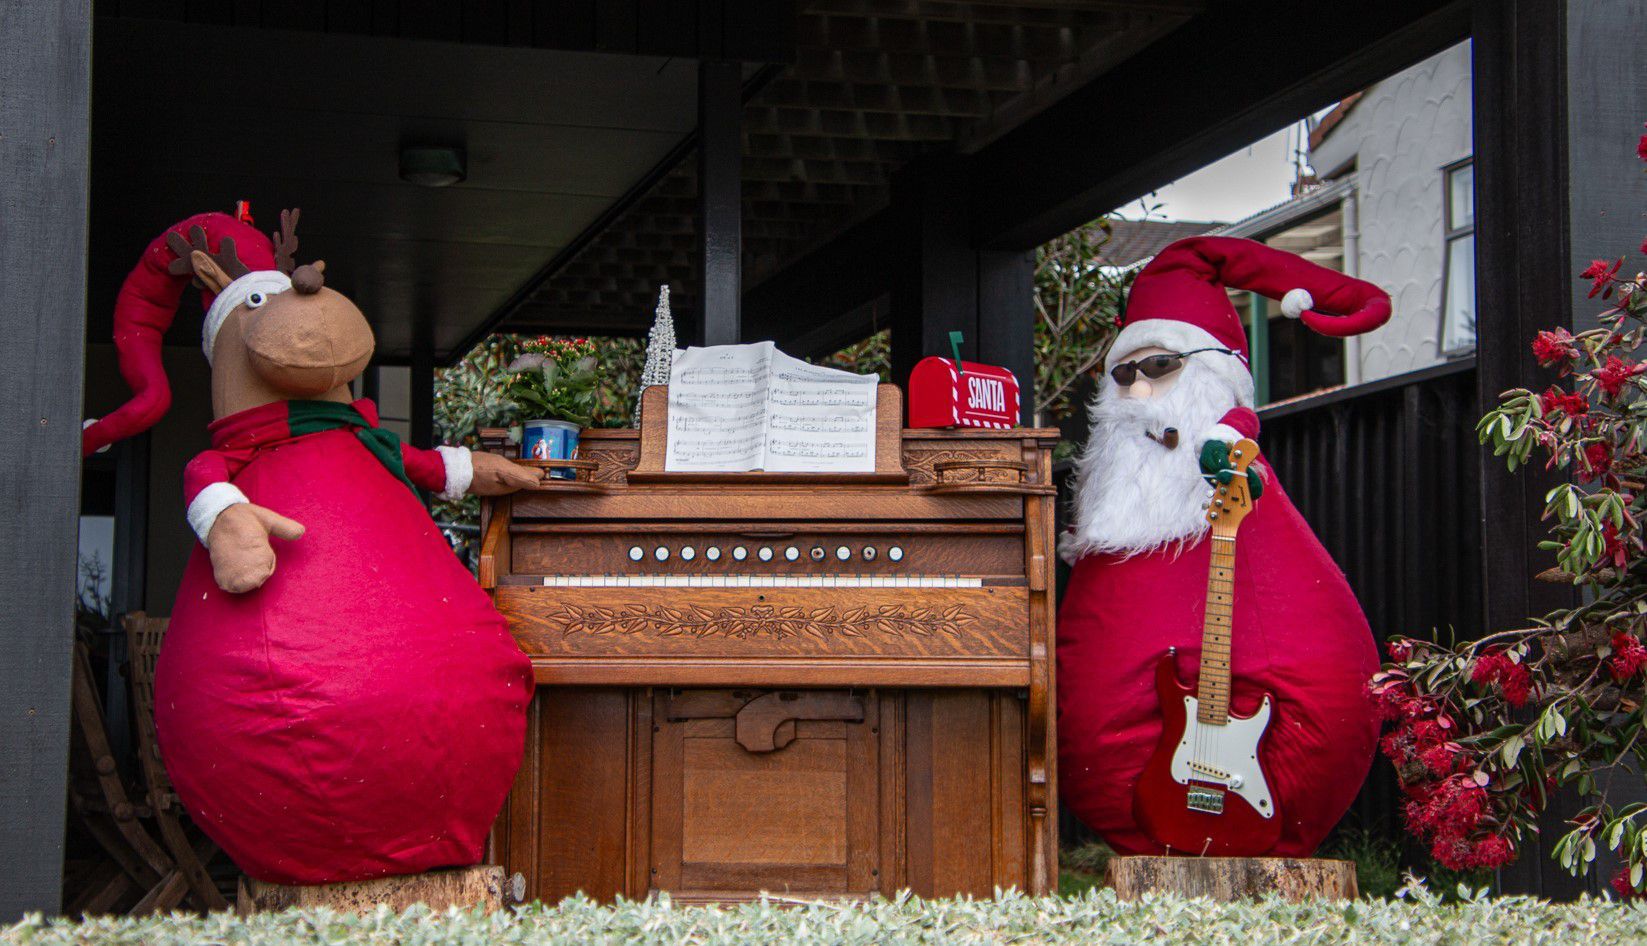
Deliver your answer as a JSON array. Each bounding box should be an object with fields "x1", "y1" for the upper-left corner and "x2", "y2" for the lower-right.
[{"x1": 1109, "y1": 347, "x2": 1238, "y2": 387}]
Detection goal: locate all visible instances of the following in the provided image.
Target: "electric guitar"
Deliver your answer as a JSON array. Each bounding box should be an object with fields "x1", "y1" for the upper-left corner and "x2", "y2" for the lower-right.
[{"x1": 1132, "y1": 438, "x2": 1282, "y2": 856}]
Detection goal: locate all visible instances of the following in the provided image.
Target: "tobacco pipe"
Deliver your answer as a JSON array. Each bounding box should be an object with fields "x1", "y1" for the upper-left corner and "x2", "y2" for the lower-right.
[{"x1": 1146, "y1": 427, "x2": 1180, "y2": 450}]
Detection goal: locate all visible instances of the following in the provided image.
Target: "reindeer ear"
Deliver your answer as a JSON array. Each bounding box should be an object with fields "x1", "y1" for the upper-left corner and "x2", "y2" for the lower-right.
[{"x1": 190, "y1": 250, "x2": 235, "y2": 295}]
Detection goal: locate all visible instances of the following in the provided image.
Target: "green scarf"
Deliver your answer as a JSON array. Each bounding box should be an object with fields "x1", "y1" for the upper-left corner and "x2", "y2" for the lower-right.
[{"x1": 287, "y1": 400, "x2": 420, "y2": 498}]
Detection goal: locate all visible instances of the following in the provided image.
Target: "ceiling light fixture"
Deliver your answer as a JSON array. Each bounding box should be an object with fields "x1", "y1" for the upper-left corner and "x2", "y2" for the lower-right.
[{"x1": 399, "y1": 144, "x2": 467, "y2": 188}]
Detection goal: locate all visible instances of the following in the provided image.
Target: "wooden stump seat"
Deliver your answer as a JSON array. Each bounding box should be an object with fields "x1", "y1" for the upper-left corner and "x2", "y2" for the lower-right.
[
  {"x1": 1105, "y1": 856, "x2": 1358, "y2": 902},
  {"x1": 236, "y1": 865, "x2": 506, "y2": 914}
]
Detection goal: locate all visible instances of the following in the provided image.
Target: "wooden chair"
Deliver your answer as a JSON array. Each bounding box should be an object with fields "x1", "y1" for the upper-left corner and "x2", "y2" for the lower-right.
[{"x1": 123, "y1": 612, "x2": 229, "y2": 912}]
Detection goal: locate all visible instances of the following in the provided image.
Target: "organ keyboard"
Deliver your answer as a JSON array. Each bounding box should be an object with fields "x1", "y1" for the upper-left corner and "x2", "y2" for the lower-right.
[{"x1": 480, "y1": 385, "x2": 1057, "y2": 904}]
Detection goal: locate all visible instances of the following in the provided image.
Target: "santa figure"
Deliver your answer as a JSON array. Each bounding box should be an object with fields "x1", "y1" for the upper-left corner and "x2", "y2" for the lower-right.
[
  {"x1": 1058, "y1": 236, "x2": 1385, "y2": 857},
  {"x1": 83, "y1": 209, "x2": 540, "y2": 884}
]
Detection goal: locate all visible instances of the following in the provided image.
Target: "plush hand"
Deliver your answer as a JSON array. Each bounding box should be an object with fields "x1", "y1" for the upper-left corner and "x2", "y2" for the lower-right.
[
  {"x1": 206, "y1": 502, "x2": 306, "y2": 593},
  {"x1": 468, "y1": 450, "x2": 548, "y2": 496},
  {"x1": 1199, "y1": 439, "x2": 1264, "y2": 500}
]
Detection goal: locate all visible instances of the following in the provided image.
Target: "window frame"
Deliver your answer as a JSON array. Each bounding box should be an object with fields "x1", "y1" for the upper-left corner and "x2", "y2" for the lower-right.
[{"x1": 1439, "y1": 156, "x2": 1476, "y2": 356}]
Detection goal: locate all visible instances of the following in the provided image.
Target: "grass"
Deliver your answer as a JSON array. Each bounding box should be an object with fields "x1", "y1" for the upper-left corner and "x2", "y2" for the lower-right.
[{"x1": 9, "y1": 886, "x2": 1647, "y2": 945}]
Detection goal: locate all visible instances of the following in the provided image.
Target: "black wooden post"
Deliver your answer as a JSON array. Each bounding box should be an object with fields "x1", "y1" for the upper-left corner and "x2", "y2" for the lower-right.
[
  {"x1": 697, "y1": 59, "x2": 743, "y2": 347},
  {"x1": 411, "y1": 347, "x2": 435, "y2": 450},
  {"x1": 0, "y1": 0, "x2": 91, "y2": 920},
  {"x1": 890, "y1": 158, "x2": 1037, "y2": 422},
  {"x1": 1473, "y1": 0, "x2": 1647, "y2": 898}
]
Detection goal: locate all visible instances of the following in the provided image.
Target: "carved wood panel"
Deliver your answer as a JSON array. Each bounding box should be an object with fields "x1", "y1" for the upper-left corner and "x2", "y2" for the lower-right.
[{"x1": 500, "y1": 587, "x2": 1028, "y2": 659}]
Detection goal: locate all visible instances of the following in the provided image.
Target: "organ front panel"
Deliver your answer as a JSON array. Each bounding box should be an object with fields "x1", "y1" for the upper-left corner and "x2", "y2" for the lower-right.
[{"x1": 481, "y1": 386, "x2": 1058, "y2": 903}]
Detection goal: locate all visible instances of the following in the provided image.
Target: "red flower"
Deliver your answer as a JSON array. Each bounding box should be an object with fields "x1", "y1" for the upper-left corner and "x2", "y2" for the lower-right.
[
  {"x1": 1579, "y1": 441, "x2": 1615, "y2": 483},
  {"x1": 1638, "y1": 127, "x2": 1647, "y2": 163},
  {"x1": 1584, "y1": 257, "x2": 1625, "y2": 298},
  {"x1": 1613, "y1": 866, "x2": 1644, "y2": 899},
  {"x1": 1465, "y1": 834, "x2": 1516, "y2": 870},
  {"x1": 1610, "y1": 631, "x2": 1647, "y2": 683},
  {"x1": 1418, "y1": 741, "x2": 1467, "y2": 776},
  {"x1": 1387, "y1": 639, "x2": 1414, "y2": 662},
  {"x1": 1532, "y1": 328, "x2": 1580, "y2": 368},
  {"x1": 1472, "y1": 649, "x2": 1532, "y2": 708},
  {"x1": 1499, "y1": 664, "x2": 1532, "y2": 708},
  {"x1": 1539, "y1": 386, "x2": 1589, "y2": 417},
  {"x1": 1603, "y1": 523, "x2": 1631, "y2": 569},
  {"x1": 1592, "y1": 356, "x2": 1645, "y2": 398}
]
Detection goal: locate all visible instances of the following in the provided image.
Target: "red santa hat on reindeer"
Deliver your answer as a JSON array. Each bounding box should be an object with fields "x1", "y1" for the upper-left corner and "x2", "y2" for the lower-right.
[
  {"x1": 82, "y1": 207, "x2": 297, "y2": 457},
  {"x1": 1106, "y1": 234, "x2": 1392, "y2": 419}
]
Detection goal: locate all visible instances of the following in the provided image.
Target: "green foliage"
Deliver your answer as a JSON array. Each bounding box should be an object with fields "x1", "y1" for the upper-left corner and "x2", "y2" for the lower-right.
[
  {"x1": 817, "y1": 329, "x2": 891, "y2": 382},
  {"x1": 1033, "y1": 219, "x2": 1137, "y2": 423},
  {"x1": 502, "y1": 337, "x2": 601, "y2": 427},
  {"x1": 431, "y1": 333, "x2": 646, "y2": 562},
  {"x1": 15, "y1": 888, "x2": 1647, "y2": 945}
]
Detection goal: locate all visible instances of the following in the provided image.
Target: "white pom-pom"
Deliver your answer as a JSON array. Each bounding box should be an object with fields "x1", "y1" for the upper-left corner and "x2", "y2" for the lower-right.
[{"x1": 1280, "y1": 288, "x2": 1314, "y2": 319}]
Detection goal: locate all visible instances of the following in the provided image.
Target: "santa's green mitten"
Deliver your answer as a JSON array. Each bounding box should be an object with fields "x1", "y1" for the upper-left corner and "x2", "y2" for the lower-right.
[{"x1": 1199, "y1": 439, "x2": 1264, "y2": 499}]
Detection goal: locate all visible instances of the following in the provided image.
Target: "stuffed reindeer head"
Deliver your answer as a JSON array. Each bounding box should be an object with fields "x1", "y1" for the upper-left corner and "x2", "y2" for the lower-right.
[{"x1": 82, "y1": 207, "x2": 380, "y2": 454}]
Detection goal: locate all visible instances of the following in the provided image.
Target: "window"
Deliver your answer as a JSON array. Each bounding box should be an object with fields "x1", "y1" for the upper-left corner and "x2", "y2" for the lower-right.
[{"x1": 1440, "y1": 158, "x2": 1475, "y2": 354}]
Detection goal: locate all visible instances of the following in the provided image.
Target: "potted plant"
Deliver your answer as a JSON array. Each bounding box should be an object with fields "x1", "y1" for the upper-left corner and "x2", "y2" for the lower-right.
[{"x1": 505, "y1": 336, "x2": 598, "y2": 478}]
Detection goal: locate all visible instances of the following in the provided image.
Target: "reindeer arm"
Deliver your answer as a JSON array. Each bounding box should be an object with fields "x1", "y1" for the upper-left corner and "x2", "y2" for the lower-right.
[
  {"x1": 399, "y1": 443, "x2": 472, "y2": 501},
  {"x1": 183, "y1": 448, "x2": 256, "y2": 544}
]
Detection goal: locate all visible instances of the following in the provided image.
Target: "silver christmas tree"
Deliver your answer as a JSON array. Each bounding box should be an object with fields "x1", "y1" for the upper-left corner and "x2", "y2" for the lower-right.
[{"x1": 634, "y1": 284, "x2": 675, "y2": 424}]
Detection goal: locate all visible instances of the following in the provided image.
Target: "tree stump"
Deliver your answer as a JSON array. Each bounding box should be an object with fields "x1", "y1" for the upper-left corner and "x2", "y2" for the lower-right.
[
  {"x1": 237, "y1": 865, "x2": 506, "y2": 914},
  {"x1": 1105, "y1": 857, "x2": 1357, "y2": 902}
]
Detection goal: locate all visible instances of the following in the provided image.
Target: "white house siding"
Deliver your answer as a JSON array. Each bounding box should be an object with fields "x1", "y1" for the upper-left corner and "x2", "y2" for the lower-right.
[{"x1": 1310, "y1": 41, "x2": 1473, "y2": 382}]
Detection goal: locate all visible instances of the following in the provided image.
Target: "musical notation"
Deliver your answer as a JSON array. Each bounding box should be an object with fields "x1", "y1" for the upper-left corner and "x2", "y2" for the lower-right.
[{"x1": 665, "y1": 342, "x2": 878, "y2": 473}]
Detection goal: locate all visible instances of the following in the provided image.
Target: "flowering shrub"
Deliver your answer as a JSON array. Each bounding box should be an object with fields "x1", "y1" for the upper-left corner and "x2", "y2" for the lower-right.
[
  {"x1": 1372, "y1": 122, "x2": 1647, "y2": 891},
  {"x1": 503, "y1": 336, "x2": 600, "y2": 426}
]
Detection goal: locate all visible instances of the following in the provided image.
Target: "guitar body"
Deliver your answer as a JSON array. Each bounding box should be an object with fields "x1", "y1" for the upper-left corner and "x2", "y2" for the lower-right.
[{"x1": 1134, "y1": 652, "x2": 1282, "y2": 856}]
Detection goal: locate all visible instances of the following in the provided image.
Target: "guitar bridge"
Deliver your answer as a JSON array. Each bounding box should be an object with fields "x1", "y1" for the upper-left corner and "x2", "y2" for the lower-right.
[{"x1": 1186, "y1": 788, "x2": 1226, "y2": 815}]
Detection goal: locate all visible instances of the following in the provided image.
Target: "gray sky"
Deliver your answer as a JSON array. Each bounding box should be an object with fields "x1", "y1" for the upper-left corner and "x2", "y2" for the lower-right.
[{"x1": 1119, "y1": 123, "x2": 1305, "y2": 225}]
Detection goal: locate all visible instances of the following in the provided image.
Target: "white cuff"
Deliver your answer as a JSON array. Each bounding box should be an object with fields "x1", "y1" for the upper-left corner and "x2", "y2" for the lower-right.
[
  {"x1": 188, "y1": 482, "x2": 250, "y2": 545},
  {"x1": 1206, "y1": 423, "x2": 1244, "y2": 446},
  {"x1": 1280, "y1": 288, "x2": 1313, "y2": 319},
  {"x1": 436, "y1": 446, "x2": 473, "y2": 501}
]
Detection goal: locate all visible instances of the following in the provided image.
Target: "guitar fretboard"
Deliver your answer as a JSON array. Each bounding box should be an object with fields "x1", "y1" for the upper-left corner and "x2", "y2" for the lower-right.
[{"x1": 1198, "y1": 532, "x2": 1237, "y2": 724}]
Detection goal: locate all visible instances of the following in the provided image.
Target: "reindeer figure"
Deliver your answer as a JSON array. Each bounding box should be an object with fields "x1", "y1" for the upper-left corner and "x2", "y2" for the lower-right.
[{"x1": 83, "y1": 208, "x2": 538, "y2": 885}]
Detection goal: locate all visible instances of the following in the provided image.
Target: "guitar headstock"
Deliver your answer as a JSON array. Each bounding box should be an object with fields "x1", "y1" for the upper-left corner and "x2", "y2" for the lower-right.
[{"x1": 1207, "y1": 438, "x2": 1261, "y2": 534}]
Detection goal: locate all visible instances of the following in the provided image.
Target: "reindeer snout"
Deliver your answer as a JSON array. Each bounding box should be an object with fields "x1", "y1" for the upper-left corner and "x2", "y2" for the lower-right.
[{"x1": 242, "y1": 286, "x2": 375, "y2": 396}]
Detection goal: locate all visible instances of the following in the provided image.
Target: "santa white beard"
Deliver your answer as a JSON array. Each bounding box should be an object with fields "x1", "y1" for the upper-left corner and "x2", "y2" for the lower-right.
[{"x1": 1060, "y1": 353, "x2": 1254, "y2": 561}]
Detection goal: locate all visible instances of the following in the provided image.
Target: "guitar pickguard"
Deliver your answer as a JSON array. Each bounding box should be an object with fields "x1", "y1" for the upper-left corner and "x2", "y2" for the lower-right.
[{"x1": 1169, "y1": 694, "x2": 1275, "y2": 819}]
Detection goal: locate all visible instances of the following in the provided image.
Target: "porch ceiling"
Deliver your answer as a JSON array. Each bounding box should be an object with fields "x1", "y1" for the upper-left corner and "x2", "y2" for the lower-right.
[
  {"x1": 488, "y1": 0, "x2": 1198, "y2": 345},
  {"x1": 88, "y1": 16, "x2": 700, "y2": 362}
]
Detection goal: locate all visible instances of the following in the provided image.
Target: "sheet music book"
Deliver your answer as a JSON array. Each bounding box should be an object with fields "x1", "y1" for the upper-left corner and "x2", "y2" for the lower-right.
[{"x1": 665, "y1": 342, "x2": 879, "y2": 472}]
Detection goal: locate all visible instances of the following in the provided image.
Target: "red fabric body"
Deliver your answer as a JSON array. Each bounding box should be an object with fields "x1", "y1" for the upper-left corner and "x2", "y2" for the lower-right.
[
  {"x1": 1057, "y1": 469, "x2": 1378, "y2": 856},
  {"x1": 157, "y1": 402, "x2": 533, "y2": 884}
]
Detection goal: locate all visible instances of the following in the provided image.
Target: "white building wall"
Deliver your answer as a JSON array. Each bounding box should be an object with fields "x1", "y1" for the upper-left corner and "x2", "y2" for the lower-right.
[{"x1": 1310, "y1": 41, "x2": 1473, "y2": 382}]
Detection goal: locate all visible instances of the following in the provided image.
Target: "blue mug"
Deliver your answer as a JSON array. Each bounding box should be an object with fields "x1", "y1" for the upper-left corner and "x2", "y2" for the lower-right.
[{"x1": 521, "y1": 419, "x2": 581, "y2": 479}]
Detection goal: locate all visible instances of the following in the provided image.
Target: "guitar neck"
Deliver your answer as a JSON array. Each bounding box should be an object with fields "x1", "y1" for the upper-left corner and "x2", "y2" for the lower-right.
[{"x1": 1198, "y1": 528, "x2": 1237, "y2": 724}]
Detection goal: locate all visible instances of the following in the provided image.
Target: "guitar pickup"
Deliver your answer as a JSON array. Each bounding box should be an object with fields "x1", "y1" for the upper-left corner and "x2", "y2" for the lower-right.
[{"x1": 1186, "y1": 788, "x2": 1226, "y2": 815}]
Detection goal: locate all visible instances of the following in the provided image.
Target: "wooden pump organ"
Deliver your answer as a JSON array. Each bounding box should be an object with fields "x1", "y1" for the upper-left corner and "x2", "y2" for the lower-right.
[{"x1": 480, "y1": 386, "x2": 1058, "y2": 903}]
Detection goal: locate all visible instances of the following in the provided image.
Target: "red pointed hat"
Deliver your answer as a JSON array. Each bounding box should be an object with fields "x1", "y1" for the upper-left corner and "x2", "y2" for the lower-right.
[
  {"x1": 82, "y1": 210, "x2": 293, "y2": 457},
  {"x1": 1106, "y1": 235, "x2": 1392, "y2": 371}
]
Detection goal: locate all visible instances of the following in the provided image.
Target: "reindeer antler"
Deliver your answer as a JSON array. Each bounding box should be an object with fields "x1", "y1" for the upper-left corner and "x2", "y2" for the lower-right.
[
  {"x1": 273, "y1": 208, "x2": 300, "y2": 275},
  {"x1": 165, "y1": 225, "x2": 252, "y2": 288}
]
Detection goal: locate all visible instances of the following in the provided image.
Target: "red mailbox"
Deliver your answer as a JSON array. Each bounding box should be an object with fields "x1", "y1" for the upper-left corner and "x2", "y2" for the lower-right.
[{"x1": 908, "y1": 356, "x2": 1021, "y2": 429}]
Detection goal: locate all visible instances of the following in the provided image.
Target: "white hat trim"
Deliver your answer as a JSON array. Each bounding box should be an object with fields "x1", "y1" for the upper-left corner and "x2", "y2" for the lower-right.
[
  {"x1": 203, "y1": 271, "x2": 292, "y2": 363},
  {"x1": 1105, "y1": 318, "x2": 1256, "y2": 408}
]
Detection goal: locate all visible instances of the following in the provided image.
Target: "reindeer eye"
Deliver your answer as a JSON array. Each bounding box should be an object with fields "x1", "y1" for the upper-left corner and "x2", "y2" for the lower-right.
[{"x1": 246, "y1": 292, "x2": 266, "y2": 309}]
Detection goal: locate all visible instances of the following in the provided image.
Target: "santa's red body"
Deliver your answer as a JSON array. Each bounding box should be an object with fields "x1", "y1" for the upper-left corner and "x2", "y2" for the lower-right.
[
  {"x1": 156, "y1": 400, "x2": 533, "y2": 884},
  {"x1": 1057, "y1": 467, "x2": 1378, "y2": 856}
]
